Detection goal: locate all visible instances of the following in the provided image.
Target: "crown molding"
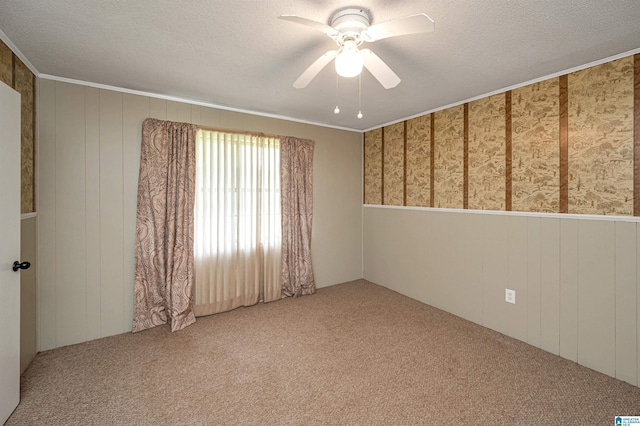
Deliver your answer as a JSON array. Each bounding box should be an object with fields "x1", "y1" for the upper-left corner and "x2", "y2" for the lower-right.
[{"x1": 0, "y1": 28, "x2": 39, "y2": 76}]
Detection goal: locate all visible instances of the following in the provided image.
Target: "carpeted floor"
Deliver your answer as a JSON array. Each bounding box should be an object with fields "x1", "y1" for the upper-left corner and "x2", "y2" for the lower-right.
[{"x1": 7, "y1": 280, "x2": 640, "y2": 425}]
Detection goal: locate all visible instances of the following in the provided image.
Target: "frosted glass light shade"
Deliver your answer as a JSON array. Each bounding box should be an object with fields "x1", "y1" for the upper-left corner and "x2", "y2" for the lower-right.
[{"x1": 335, "y1": 41, "x2": 363, "y2": 78}]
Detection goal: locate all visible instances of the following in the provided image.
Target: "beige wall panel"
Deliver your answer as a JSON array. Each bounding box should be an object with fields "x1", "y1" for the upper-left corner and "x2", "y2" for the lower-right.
[
  {"x1": 452, "y1": 212, "x2": 484, "y2": 324},
  {"x1": 527, "y1": 216, "x2": 542, "y2": 348},
  {"x1": 383, "y1": 122, "x2": 405, "y2": 206},
  {"x1": 20, "y1": 216, "x2": 37, "y2": 374},
  {"x1": 568, "y1": 57, "x2": 634, "y2": 215},
  {"x1": 434, "y1": 105, "x2": 464, "y2": 208},
  {"x1": 221, "y1": 109, "x2": 253, "y2": 129},
  {"x1": 122, "y1": 94, "x2": 149, "y2": 331},
  {"x1": 220, "y1": 109, "x2": 260, "y2": 132},
  {"x1": 577, "y1": 220, "x2": 615, "y2": 376},
  {"x1": 198, "y1": 105, "x2": 221, "y2": 128},
  {"x1": 481, "y1": 214, "x2": 510, "y2": 335},
  {"x1": 177, "y1": 101, "x2": 191, "y2": 122},
  {"x1": 362, "y1": 203, "x2": 389, "y2": 285},
  {"x1": 540, "y1": 217, "x2": 560, "y2": 355},
  {"x1": 428, "y1": 211, "x2": 459, "y2": 311},
  {"x1": 362, "y1": 207, "x2": 395, "y2": 287},
  {"x1": 432, "y1": 212, "x2": 459, "y2": 310},
  {"x1": 304, "y1": 124, "x2": 362, "y2": 288},
  {"x1": 0, "y1": 40, "x2": 11, "y2": 86},
  {"x1": 364, "y1": 128, "x2": 382, "y2": 204},
  {"x1": 85, "y1": 87, "x2": 102, "y2": 341},
  {"x1": 14, "y1": 58, "x2": 35, "y2": 213},
  {"x1": 512, "y1": 79, "x2": 560, "y2": 213},
  {"x1": 506, "y1": 215, "x2": 528, "y2": 342},
  {"x1": 366, "y1": 209, "x2": 430, "y2": 303},
  {"x1": 559, "y1": 219, "x2": 578, "y2": 362},
  {"x1": 99, "y1": 89, "x2": 125, "y2": 337},
  {"x1": 166, "y1": 100, "x2": 178, "y2": 121},
  {"x1": 398, "y1": 209, "x2": 433, "y2": 304},
  {"x1": 406, "y1": 115, "x2": 431, "y2": 207},
  {"x1": 363, "y1": 208, "x2": 440, "y2": 307},
  {"x1": 210, "y1": 108, "x2": 245, "y2": 131},
  {"x1": 242, "y1": 114, "x2": 273, "y2": 132},
  {"x1": 149, "y1": 97, "x2": 166, "y2": 119},
  {"x1": 427, "y1": 211, "x2": 483, "y2": 323},
  {"x1": 37, "y1": 78, "x2": 57, "y2": 351},
  {"x1": 615, "y1": 221, "x2": 637, "y2": 385},
  {"x1": 457, "y1": 212, "x2": 484, "y2": 324},
  {"x1": 191, "y1": 105, "x2": 201, "y2": 124},
  {"x1": 468, "y1": 94, "x2": 506, "y2": 210},
  {"x1": 55, "y1": 82, "x2": 88, "y2": 347}
]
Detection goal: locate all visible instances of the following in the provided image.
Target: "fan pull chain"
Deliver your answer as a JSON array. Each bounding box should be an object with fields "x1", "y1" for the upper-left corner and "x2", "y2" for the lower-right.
[
  {"x1": 334, "y1": 74, "x2": 340, "y2": 114},
  {"x1": 357, "y1": 74, "x2": 363, "y2": 119}
]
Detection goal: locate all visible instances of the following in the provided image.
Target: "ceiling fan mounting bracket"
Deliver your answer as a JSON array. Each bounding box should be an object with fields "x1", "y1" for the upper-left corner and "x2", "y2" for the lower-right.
[{"x1": 330, "y1": 7, "x2": 371, "y2": 45}]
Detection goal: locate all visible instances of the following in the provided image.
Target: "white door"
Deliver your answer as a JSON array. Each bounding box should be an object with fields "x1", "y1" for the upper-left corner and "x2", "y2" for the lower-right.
[{"x1": 0, "y1": 81, "x2": 22, "y2": 423}]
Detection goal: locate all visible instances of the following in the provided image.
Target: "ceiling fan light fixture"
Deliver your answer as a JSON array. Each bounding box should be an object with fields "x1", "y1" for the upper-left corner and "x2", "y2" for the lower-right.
[
  {"x1": 281, "y1": 6, "x2": 434, "y2": 90},
  {"x1": 335, "y1": 40, "x2": 363, "y2": 78}
]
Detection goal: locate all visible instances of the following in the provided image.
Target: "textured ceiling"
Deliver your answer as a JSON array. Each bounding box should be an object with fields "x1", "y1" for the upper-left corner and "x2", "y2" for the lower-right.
[{"x1": 1, "y1": 0, "x2": 639, "y2": 131}]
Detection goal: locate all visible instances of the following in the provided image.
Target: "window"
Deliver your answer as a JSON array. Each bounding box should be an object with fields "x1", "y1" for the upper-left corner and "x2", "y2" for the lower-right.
[{"x1": 193, "y1": 130, "x2": 281, "y2": 316}]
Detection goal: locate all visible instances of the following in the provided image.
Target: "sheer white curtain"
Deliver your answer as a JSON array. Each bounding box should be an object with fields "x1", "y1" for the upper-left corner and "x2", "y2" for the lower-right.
[{"x1": 194, "y1": 130, "x2": 281, "y2": 317}]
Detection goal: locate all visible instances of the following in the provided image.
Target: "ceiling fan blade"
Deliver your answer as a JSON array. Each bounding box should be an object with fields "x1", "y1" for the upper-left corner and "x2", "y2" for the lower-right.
[
  {"x1": 362, "y1": 14, "x2": 434, "y2": 42},
  {"x1": 293, "y1": 50, "x2": 338, "y2": 89},
  {"x1": 361, "y1": 49, "x2": 401, "y2": 89},
  {"x1": 278, "y1": 15, "x2": 340, "y2": 39}
]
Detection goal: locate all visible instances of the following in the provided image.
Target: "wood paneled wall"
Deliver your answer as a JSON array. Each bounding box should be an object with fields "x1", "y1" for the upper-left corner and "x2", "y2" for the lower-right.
[
  {"x1": 38, "y1": 79, "x2": 363, "y2": 350},
  {"x1": 364, "y1": 54, "x2": 639, "y2": 217},
  {"x1": 363, "y1": 52, "x2": 640, "y2": 387},
  {"x1": 0, "y1": 39, "x2": 36, "y2": 213},
  {"x1": 364, "y1": 206, "x2": 640, "y2": 386}
]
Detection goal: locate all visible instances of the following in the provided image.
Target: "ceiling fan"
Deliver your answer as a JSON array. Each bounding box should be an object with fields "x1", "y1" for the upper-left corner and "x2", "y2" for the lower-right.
[{"x1": 278, "y1": 7, "x2": 434, "y2": 90}]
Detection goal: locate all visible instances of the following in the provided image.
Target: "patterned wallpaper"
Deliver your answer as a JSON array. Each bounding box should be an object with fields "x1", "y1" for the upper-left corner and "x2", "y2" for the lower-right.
[
  {"x1": 0, "y1": 39, "x2": 36, "y2": 213},
  {"x1": 363, "y1": 53, "x2": 639, "y2": 217},
  {"x1": 434, "y1": 105, "x2": 464, "y2": 209},
  {"x1": 568, "y1": 56, "x2": 634, "y2": 216},
  {"x1": 364, "y1": 127, "x2": 383, "y2": 204},
  {"x1": 406, "y1": 114, "x2": 431, "y2": 207},
  {"x1": 512, "y1": 78, "x2": 560, "y2": 213},
  {"x1": 468, "y1": 94, "x2": 506, "y2": 210},
  {"x1": 15, "y1": 59, "x2": 35, "y2": 213},
  {"x1": 384, "y1": 122, "x2": 405, "y2": 206},
  {"x1": 0, "y1": 41, "x2": 12, "y2": 86}
]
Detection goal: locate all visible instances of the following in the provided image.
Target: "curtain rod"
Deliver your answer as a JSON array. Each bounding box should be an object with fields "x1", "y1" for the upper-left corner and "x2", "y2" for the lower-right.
[{"x1": 197, "y1": 124, "x2": 281, "y2": 139}]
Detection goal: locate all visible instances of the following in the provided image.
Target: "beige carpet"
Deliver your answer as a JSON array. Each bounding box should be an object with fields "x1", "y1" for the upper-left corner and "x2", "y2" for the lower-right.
[{"x1": 7, "y1": 280, "x2": 640, "y2": 425}]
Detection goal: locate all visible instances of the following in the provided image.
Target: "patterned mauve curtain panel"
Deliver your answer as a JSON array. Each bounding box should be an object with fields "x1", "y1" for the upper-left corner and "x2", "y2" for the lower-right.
[
  {"x1": 280, "y1": 136, "x2": 316, "y2": 297},
  {"x1": 132, "y1": 118, "x2": 198, "y2": 333}
]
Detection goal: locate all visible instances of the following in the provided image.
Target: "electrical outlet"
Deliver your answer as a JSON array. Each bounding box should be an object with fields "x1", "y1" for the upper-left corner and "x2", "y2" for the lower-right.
[{"x1": 505, "y1": 289, "x2": 516, "y2": 304}]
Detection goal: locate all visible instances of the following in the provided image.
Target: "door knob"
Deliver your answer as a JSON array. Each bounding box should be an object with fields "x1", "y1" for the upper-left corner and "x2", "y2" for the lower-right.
[{"x1": 12, "y1": 261, "x2": 30, "y2": 272}]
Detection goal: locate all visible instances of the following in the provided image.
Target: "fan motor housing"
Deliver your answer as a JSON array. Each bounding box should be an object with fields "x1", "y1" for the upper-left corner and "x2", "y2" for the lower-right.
[{"x1": 330, "y1": 7, "x2": 371, "y2": 37}]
